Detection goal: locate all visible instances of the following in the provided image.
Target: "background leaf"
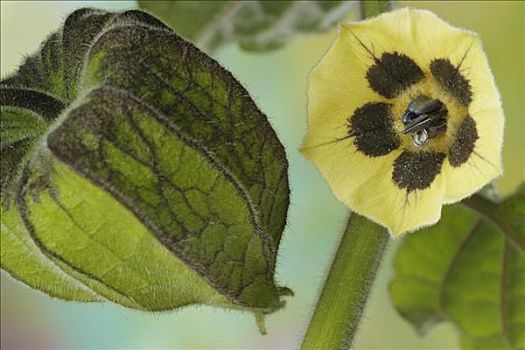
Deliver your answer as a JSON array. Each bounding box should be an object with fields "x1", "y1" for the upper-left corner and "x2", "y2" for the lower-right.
[
  {"x1": 390, "y1": 184, "x2": 525, "y2": 349},
  {"x1": 1, "y1": 8, "x2": 290, "y2": 316},
  {"x1": 138, "y1": 0, "x2": 357, "y2": 52}
]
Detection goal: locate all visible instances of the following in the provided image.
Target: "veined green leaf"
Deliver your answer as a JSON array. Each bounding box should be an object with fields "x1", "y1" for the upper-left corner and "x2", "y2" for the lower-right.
[
  {"x1": 1, "y1": 8, "x2": 290, "y2": 317},
  {"x1": 1, "y1": 205, "x2": 100, "y2": 302},
  {"x1": 18, "y1": 160, "x2": 232, "y2": 310},
  {"x1": 138, "y1": 1, "x2": 357, "y2": 52},
  {"x1": 390, "y1": 184, "x2": 525, "y2": 349}
]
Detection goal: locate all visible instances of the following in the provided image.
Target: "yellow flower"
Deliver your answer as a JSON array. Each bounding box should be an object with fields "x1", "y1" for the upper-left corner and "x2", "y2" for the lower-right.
[{"x1": 301, "y1": 8, "x2": 504, "y2": 236}]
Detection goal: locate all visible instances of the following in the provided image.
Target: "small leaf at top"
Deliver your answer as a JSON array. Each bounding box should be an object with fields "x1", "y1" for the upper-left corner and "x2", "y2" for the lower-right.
[
  {"x1": 390, "y1": 183, "x2": 525, "y2": 349},
  {"x1": 138, "y1": 1, "x2": 357, "y2": 52}
]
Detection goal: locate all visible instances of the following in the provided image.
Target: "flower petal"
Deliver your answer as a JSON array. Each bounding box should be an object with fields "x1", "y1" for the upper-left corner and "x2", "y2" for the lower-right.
[
  {"x1": 349, "y1": 102, "x2": 400, "y2": 157},
  {"x1": 443, "y1": 108, "x2": 503, "y2": 203},
  {"x1": 341, "y1": 8, "x2": 478, "y2": 73},
  {"x1": 304, "y1": 25, "x2": 388, "y2": 143},
  {"x1": 392, "y1": 151, "x2": 447, "y2": 192},
  {"x1": 349, "y1": 152, "x2": 447, "y2": 236},
  {"x1": 366, "y1": 52, "x2": 424, "y2": 98},
  {"x1": 302, "y1": 136, "x2": 400, "y2": 206},
  {"x1": 430, "y1": 58, "x2": 472, "y2": 106},
  {"x1": 440, "y1": 32, "x2": 504, "y2": 202}
]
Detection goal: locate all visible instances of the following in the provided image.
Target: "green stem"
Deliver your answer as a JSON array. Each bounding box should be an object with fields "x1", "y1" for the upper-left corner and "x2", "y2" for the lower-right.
[
  {"x1": 360, "y1": 0, "x2": 392, "y2": 19},
  {"x1": 461, "y1": 193, "x2": 503, "y2": 227},
  {"x1": 301, "y1": 3, "x2": 392, "y2": 349},
  {"x1": 301, "y1": 214, "x2": 389, "y2": 350},
  {"x1": 461, "y1": 193, "x2": 525, "y2": 253}
]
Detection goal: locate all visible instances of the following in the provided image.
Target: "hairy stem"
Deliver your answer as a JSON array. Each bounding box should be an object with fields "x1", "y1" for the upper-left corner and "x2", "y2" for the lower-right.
[
  {"x1": 301, "y1": 2, "x2": 392, "y2": 349},
  {"x1": 301, "y1": 214, "x2": 389, "y2": 350}
]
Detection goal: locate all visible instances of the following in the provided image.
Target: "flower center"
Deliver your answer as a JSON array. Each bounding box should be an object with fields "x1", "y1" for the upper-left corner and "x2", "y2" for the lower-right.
[
  {"x1": 391, "y1": 79, "x2": 469, "y2": 153},
  {"x1": 401, "y1": 95, "x2": 448, "y2": 147}
]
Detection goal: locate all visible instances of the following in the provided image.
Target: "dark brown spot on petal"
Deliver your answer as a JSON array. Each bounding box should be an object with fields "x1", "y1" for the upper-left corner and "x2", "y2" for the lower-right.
[
  {"x1": 366, "y1": 52, "x2": 425, "y2": 98},
  {"x1": 349, "y1": 102, "x2": 400, "y2": 157},
  {"x1": 393, "y1": 151, "x2": 446, "y2": 191},
  {"x1": 430, "y1": 58, "x2": 472, "y2": 106},
  {"x1": 448, "y1": 115, "x2": 478, "y2": 167}
]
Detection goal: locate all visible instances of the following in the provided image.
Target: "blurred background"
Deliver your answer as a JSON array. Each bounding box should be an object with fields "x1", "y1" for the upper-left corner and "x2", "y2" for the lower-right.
[{"x1": 1, "y1": 1, "x2": 523, "y2": 349}]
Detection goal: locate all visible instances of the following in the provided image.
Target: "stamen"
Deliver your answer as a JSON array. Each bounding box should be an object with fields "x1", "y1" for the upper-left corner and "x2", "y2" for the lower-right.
[
  {"x1": 401, "y1": 95, "x2": 448, "y2": 147},
  {"x1": 412, "y1": 129, "x2": 429, "y2": 147}
]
